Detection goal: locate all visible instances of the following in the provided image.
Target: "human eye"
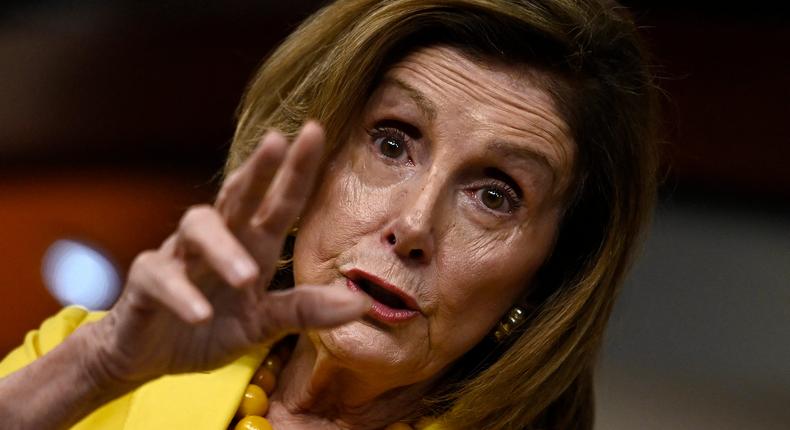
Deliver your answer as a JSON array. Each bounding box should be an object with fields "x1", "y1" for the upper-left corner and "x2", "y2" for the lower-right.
[
  {"x1": 471, "y1": 169, "x2": 523, "y2": 215},
  {"x1": 474, "y1": 183, "x2": 521, "y2": 214},
  {"x1": 367, "y1": 124, "x2": 413, "y2": 164}
]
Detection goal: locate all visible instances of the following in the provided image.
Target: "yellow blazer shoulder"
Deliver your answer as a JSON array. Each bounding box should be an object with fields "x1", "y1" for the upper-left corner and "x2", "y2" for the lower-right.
[
  {"x1": 0, "y1": 307, "x2": 445, "y2": 429},
  {"x1": 1, "y1": 307, "x2": 267, "y2": 430}
]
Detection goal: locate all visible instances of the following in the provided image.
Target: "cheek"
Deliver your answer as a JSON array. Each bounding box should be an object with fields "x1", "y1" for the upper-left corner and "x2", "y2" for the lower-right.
[
  {"x1": 429, "y1": 220, "x2": 555, "y2": 350},
  {"x1": 292, "y1": 150, "x2": 392, "y2": 284}
]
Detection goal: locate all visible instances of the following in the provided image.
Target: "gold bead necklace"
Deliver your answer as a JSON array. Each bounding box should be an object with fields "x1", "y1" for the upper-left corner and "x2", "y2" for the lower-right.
[{"x1": 230, "y1": 340, "x2": 433, "y2": 430}]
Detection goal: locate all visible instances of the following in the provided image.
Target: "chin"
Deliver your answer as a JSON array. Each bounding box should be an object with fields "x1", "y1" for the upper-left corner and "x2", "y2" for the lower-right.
[{"x1": 312, "y1": 319, "x2": 424, "y2": 372}]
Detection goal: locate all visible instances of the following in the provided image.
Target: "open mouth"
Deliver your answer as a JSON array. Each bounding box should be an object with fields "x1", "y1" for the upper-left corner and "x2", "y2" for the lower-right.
[
  {"x1": 344, "y1": 269, "x2": 420, "y2": 324},
  {"x1": 356, "y1": 277, "x2": 410, "y2": 310}
]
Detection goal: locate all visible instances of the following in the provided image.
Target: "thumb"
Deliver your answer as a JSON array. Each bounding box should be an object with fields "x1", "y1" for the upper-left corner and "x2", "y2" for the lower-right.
[{"x1": 257, "y1": 285, "x2": 371, "y2": 335}]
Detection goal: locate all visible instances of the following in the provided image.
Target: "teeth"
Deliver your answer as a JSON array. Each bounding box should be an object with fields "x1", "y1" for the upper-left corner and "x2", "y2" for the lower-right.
[{"x1": 358, "y1": 279, "x2": 407, "y2": 309}]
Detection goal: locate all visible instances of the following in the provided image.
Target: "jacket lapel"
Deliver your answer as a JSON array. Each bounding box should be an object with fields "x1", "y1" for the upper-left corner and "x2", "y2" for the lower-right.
[{"x1": 123, "y1": 349, "x2": 266, "y2": 430}]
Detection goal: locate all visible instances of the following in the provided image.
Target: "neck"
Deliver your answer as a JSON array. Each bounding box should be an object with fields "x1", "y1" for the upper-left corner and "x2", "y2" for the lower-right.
[{"x1": 266, "y1": 334, "x2": 434, "y2": 429}]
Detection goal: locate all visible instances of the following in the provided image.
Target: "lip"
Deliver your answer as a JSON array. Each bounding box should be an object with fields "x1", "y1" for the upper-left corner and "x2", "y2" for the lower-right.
[{"x1": 344, "y1": 268, "x2": 421, "y2": 324}]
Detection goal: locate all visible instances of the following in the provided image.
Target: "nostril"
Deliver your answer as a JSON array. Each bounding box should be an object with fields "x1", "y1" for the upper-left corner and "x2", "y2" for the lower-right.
[
  {"x1": 387, "y1": 234, "x2": 397, "y2": 245},
  {"x1": 409, "y1": 249, "x2": 423, "y2": 260}
]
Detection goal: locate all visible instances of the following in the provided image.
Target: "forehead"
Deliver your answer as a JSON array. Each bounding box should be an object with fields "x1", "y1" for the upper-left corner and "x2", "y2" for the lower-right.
[{"x1": 377, "y1": 46, "x2": 576, "y2": 195}]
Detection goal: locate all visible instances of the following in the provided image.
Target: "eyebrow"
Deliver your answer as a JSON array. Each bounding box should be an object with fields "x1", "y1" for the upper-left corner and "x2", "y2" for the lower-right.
[
  {"x1": 384, "y1": 77, "x2": 438, "y2": 121},
  {"x1": 489, "y1": 140, "x2": 558, "y2": 186},
  {"x1": 384, "y1": 76, "x2": 564, "y2": 190}
]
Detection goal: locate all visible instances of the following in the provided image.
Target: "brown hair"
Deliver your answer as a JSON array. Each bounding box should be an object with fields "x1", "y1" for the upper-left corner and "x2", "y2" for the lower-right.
[{"x1": 226, "y1": 1, "x2": 659, "y2": 429}]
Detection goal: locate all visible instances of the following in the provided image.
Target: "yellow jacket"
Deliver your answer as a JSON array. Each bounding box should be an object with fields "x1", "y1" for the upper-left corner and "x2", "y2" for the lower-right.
[{"x1": 0, "y1": 307, "x2": 441, "y2": 429}]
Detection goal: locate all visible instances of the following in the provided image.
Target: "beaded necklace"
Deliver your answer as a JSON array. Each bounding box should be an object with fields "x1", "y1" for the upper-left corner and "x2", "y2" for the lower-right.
[{"x1": 230, "y1": 339, "x2": 434, "y2": 430}]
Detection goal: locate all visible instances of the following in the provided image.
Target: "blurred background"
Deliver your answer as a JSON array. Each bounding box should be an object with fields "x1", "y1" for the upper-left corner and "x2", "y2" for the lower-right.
[{"x1": 0, "y1": 1, "x2": 787, "y2": 428}]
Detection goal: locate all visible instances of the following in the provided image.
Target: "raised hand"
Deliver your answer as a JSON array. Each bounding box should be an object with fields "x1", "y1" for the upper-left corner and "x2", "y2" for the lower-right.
[{"x1": 90, "y1": 121, "x2": 369, "y2": 384}]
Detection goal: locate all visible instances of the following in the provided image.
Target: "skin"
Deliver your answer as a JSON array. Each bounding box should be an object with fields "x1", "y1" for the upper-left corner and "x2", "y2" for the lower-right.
[
  {"x1": 0, "y1": 123, "x2": 371, "y2": 429},
  {"x1": 0, "y1": 46, "x2": 574, "y2": 430},
  {"x1": 269, "y1": 46, "x2": 575, "y2": 428}
]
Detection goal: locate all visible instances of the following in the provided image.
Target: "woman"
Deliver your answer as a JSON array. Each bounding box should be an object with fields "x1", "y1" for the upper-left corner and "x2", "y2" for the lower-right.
[{"x1": 0, "y1": 0, "x2": 658, "y2": 429}]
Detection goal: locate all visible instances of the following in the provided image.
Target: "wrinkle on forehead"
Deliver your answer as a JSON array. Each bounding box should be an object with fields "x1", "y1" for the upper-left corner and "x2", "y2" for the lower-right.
[{"x1": 386, "y1": 46, "x2": 576, "y2": 197}]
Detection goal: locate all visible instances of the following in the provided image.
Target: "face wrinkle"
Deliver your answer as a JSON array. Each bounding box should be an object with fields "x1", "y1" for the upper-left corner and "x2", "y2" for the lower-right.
[{"x1": 281, "y1": 45, "x2": 574, "y2": 428}]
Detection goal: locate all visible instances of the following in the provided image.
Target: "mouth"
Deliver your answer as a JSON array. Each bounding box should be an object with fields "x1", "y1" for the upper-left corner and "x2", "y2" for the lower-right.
[{"x1": 345, "y1": 269, "x2": 420, "y2": 324}]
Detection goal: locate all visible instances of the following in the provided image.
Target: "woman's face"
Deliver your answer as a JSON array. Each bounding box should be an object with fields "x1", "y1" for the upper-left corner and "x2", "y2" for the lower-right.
[{"x1": 293, "y1": 46, "x2": 575, "y2": 386}]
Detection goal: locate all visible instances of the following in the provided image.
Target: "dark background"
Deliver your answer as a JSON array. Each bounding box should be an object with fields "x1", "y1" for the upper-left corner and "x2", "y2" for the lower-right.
[{"x1": 1, "y1": 2, "x2": 788, "y2": 428}]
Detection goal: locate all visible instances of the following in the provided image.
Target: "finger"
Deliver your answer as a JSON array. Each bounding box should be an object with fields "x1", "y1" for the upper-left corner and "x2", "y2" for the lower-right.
[
  {"x1": 129, "y1": 251, "x2": 212, "y2": 324},
  {"x1": 178, "y1": 205, "x2": 259, "y2": 289},
  {"x1": 257, "y1": 286, "x2": 370, "y2": 337},
  {"x1": 251, "y1": 121, "x2": 325, "y2": 262},
  {"x1": 216, "y1": 131, "x2": 289, "y2": 228}
]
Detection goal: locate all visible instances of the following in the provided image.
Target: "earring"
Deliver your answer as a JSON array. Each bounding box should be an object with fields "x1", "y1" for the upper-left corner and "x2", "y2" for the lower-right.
[{"x1": 493, "y1": 307, "x2": 527, "y2": 342}]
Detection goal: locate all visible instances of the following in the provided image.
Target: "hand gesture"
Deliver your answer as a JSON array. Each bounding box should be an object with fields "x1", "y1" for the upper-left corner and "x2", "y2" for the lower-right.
[{"x1": 90, "y1": 122, "x2": 368, "y2": 384}]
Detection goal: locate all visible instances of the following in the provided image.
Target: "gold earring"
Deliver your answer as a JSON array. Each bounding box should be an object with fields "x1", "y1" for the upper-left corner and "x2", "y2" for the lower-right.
[{"x1": 493, "y1": 307, "x2": 527, "y2": 342}]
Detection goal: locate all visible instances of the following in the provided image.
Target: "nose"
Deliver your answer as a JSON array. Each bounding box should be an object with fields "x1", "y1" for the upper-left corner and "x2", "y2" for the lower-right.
[{"x1": 381, "y1": 176, "x2": 442, "y2": 265}]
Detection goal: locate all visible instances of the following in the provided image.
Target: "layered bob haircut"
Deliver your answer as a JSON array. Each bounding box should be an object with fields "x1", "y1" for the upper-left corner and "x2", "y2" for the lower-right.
[{"x1": 225, "y1": 1, "x2": 659, "y2": 429}]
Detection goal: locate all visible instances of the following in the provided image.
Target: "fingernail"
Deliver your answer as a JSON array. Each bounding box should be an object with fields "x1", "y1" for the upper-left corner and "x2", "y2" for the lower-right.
[
  {"x1": 300, "y1": 120, "x2": 324, "y2": 138},
  {"x1": 233, "y1": 260, "x2": 257, "y2": 283},
  {"x1": 261, "y1": 129, "x2": 281, "y2": 142},
  {"x1": 191, "y1": 301, "x2": 211, "y2": 321},
  {"x1": 328, "y1": 289, "x2": 371, "y2": 313}
]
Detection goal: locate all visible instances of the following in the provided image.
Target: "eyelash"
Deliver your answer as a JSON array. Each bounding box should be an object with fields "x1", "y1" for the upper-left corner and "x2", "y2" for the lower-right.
[
  {"x1": 367, "y1": 126, "x2": 412, "y2": 163},
  {"x1": 474, "y1": 179, "x2": 523, "y2": 214}
]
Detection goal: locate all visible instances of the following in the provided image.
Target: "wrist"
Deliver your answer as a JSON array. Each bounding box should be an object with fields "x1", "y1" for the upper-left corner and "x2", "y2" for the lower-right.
[
  {"x1": 73, "y1": 320, "x2": 140, "y2": 401},
  {"x1": 0, "y1": 316, "x2": 144, "y2": 429}
]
